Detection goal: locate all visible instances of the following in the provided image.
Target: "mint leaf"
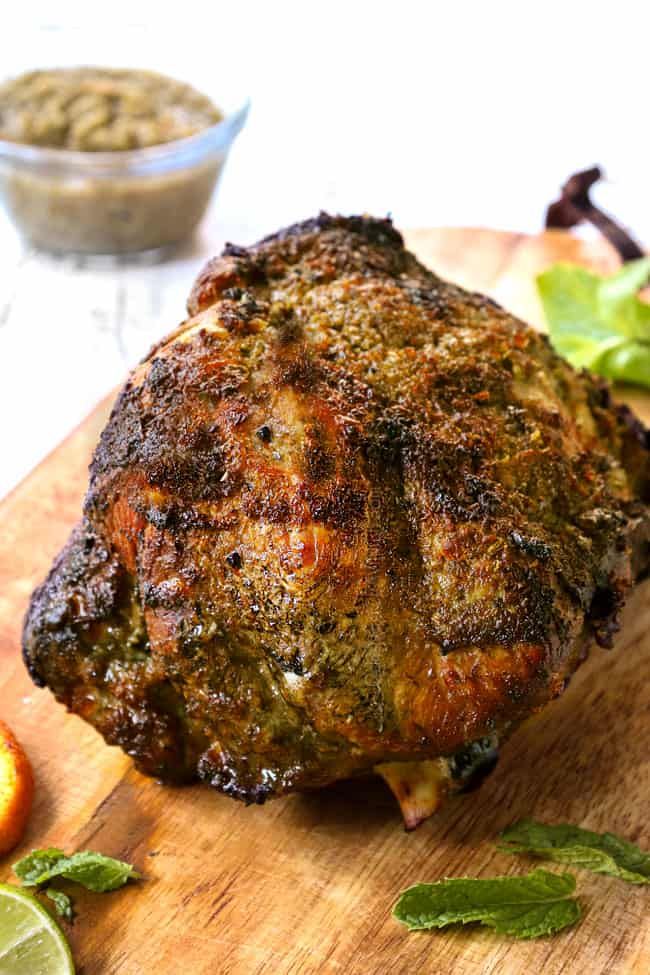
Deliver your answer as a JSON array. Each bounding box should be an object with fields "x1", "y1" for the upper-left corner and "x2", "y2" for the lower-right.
[
  {"x1": 13, "y1": 849, "x2": 140, "y2": 892},
  {"x1": 393, "y1": 868, "x2": 580, "y2": 939},
  {"x1": 599, "y1": 259, "x2": 650, "y2": 340},
  {"x1": 499, "y1": 820, "x2": 650, "y2": 885},
  {"x1": 52, "y1": 852, "x2": 140, "y2": 892},
  {"x1": 13, "y1": 848, "x2": 66, "y2": 885},
  {"x1": 537, "y1": 257, "x2": 650, "y2": 388},
  {"x1": 44, "y1": 887, "x2": 73, "y2": 921}
]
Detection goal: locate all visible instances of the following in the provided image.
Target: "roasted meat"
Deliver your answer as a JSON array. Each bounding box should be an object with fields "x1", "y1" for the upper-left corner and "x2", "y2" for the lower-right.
[{"x1": 23, "y1": 215, "x2": 650, "y2": 827}]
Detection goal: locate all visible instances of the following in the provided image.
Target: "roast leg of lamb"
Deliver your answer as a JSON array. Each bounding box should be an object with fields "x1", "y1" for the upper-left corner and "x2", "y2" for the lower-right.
[{"x1": 23, "y1": 215, "x2": 650, "y2": 828}]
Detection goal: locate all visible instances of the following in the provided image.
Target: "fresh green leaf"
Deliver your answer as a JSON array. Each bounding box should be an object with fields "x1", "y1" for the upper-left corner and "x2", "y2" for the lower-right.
[
  {"x1": 598, "y1": 341, "x2": 650, "y2": 387},
  {"x1": 14, "y1": 849, "x2": 140, "y2": 893},
  {"x1": 48, "y1": 852, "x2": 140, "y2": 892},
  {"x1": 537, "y1": 257, "x2": 650, "y2": 388},
  {"x1": 13, "y1": 848, "x2": 67, "y2": 885},
  {"x1": 599, "y1": 259, "x2": 650, "y2": 340},
  {"x1": 499, "y1": 820, "x2": 650, "y2": 885},
  {"x1": 393, "y1": 868, "x2": 580, "y2": 939},
  {"x1": 44, "y1": 887, "x2": 74, "y2": 921}
]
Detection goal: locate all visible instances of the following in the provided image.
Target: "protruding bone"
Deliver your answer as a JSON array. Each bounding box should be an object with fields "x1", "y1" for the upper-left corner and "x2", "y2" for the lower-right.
[{"x1": 375, "y1": 758, "x2": 452, "y2": 830}]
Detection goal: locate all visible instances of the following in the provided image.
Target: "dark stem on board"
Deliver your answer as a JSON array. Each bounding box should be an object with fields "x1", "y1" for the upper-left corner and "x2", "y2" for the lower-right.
[{"x1": 546, "y1": 166, "x2": 645, "y2": 263}]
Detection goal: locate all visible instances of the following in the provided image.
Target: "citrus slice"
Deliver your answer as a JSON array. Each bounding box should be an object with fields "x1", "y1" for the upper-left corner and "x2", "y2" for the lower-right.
[
  {"x1": 0, "y1": 720, "x2": 34, "y2": 855},
  {"x1": 0, "y1": 883, "x2": 75, "y2": 974}
]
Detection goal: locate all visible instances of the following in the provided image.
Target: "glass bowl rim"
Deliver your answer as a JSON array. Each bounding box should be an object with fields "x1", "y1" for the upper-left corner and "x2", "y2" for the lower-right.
[{"x1": 0, "y1": 96, "x2": 251, "y2": 173}]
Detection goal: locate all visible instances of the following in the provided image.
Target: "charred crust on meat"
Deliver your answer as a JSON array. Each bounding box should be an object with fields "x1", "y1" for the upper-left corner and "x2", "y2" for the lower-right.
[
  {"x1": 255, "y1": 424, "x2": 272, "y2": 443},
  {"x1": 449, "y1": 737, "x2": 500, "y2": 791},
  {"x1": 196, "y1": 750, "x2": 275, "y2": 805},
  {"x1": 617, "y1": 402, "x2": 650, "y2": 454},
  {"x1": 225, "y1": 550, "x2": 242, "y2": 570},
  {"x1": 588, "y1": 583, "x2": 626, "y2": 648},
  {"x1": 257, "y1": 212, "x2": 403, "y2": 250},
  {"x1": 509, "y1": 531, "x2": 552, "y2": 561},
  {"x1": 300, "y1": 483, "x2": 367, "y2": 529}
]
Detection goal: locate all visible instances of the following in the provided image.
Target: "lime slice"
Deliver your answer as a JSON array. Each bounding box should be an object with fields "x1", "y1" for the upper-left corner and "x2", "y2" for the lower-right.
[{"x1": 0, "y1": 884, "x2": 74, "y2": 974}]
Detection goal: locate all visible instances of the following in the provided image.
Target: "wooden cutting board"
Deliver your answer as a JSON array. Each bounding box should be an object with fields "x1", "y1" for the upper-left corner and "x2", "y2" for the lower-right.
[{"x1": 1, "y1": 228, "x2": 649, "y2": 975}]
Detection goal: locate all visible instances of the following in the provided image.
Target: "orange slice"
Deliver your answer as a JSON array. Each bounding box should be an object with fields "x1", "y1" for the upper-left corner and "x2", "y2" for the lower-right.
[{"x1": 0, "y1": 719, "x2": 34, "y2": 855}]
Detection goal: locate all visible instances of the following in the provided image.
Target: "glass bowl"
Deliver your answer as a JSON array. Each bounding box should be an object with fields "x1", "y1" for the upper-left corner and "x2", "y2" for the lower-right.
[{"x1": 0, "y1": 87, "x2": 249, "y2": 255}]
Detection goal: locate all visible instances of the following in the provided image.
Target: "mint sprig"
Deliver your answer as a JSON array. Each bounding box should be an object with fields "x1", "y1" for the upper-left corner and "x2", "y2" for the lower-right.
[
  {"x1": 499, "y1": 819, "x2": 650, "y2": 885},
  {"x1": 13, "y1": 848, "x2": 140, "y2": 921},
  {"x1": 14, "y1": 848, "x2": 139, "y2": 892},
  {"x1": 537, "y1": 257, "x2": 650, "y2": 388},
  {"x1": 393, "y1": 869, "x2": 580, "y2": 939}
]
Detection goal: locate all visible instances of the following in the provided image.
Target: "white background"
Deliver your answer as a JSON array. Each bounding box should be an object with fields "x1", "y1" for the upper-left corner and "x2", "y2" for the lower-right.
[{"x1": 0, "y1": 0, "x2": 647, "y2": 497}]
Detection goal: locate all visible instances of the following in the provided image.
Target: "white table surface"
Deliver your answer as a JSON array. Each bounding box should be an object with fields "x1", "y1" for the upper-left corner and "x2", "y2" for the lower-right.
[{"x1": 1, "y1": 0, "x2": 647, "y2": 499}]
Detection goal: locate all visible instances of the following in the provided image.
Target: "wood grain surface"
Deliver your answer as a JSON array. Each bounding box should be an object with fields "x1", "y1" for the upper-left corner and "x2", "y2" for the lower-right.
[{"x1": 1, "y1": 228, "x2": 648, "y2": 975}]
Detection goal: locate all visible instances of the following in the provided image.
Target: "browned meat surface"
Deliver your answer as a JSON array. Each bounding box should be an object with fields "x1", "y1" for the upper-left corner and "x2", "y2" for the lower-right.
[{"x1": 23, "y1": 214, "x2": 650, "y2": 823}]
